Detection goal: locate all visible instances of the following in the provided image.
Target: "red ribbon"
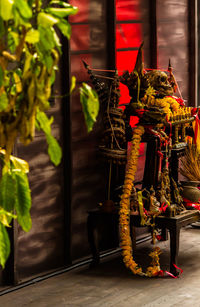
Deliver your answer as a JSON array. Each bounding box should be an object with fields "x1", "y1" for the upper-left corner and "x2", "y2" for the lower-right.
[
  {"x1": 183, "y1": 197, "x2": 200, "y2": 210},
  {"x1": 169, "y1": 96, "x2": 185, "y2": 107},
  {"x1": 165, "y1": 264, "x2": 183, "y2": 278},
  {"x1": 159, "y1": 202, "x2": 169, "y2": 213},
  {"x1": 156, "y1": 235, "x2": 164, "y2": 241},
  {"x1": 173, "y1": 263, "x2": 183, "y2": 275}
]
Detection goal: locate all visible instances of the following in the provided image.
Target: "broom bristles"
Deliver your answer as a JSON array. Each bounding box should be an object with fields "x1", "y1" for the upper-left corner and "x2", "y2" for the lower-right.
[{"x1": 180, "y1": 143, "x2": 200, "y2": 181}]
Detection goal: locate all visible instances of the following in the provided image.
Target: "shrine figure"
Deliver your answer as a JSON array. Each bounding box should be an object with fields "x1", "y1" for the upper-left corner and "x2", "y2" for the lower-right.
[
  {"x1": 130, "y1": 186, "x2": 139, "y2": 215},
  {"x1": 160, "y1": 167, "x2": 171, "y2": 203},
  {"x1": 171, "y1": 178, "x2": 185, "y2": 212},
  {"x1": 149, "y1": 186, "x2": 160, "y2": 214}
]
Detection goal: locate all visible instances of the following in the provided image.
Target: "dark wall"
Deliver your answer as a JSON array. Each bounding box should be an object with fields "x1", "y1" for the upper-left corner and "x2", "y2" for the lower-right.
[
  {"x1": 69, "y1": 0, "x2": 110, "y2": 261},
  {"x1": 15, "y1": 95, "x2": 67, "y2": 281},
  {"x1": 157, "y1": 0, "x2": 189, "y2": 102}
]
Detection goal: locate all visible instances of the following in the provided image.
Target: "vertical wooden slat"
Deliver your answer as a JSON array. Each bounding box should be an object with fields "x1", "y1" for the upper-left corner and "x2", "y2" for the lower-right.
[
  {"x1": 3, "y1": 222, "x2": 18, "y2": 285},
  {"x1": 198, "y1": 0, "x2": 200, "y2": 105},
  {"x1": 149, "y1": 0, "x2": 157, "y2": 68},
  {"x1": 106, "y1": 0, "x2": 116, "y2": 69},
  {"x1": 61, "y1": 36, "x2": 72, "y2": 266},
  {"x1": 188, "y1": 0, "x2": 197, "y2": 107}
]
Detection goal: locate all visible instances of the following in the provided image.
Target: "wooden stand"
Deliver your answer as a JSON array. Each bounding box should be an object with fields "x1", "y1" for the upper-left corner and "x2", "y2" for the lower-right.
[{"x1": 87, "y1": 209, "x2": 200, "y2": 275}]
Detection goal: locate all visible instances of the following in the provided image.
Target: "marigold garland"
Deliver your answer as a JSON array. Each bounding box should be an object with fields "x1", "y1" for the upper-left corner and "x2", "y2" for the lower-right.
[
  {"x1": 142, "y1": 95, "x2": 181, "y2": 119},
  {"x1": 119, "y1": 125, "x2": 162, "y2": 277}
]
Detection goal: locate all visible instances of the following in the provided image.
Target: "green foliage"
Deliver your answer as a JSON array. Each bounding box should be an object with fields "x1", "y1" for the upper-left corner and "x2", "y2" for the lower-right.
[
  {"x1": 0, "y1": 223, "x2": 10, "y2": 268},
  {"x1": 0, "y1": 0, "x2": 13, "y2": 21},
  {"x1": 36, "y1": 110, "x2": 62, "y2": 166},
  {"x1": 0, "y1": 172, "x2": 16, "y2": 212},
  {"x1": 80, "y1": 83, "x2": 100, "y2": 132},
  {"x1": 0, "y1": 92, "x2": 8, "y2": 111},
  {"x1": 0, "y1": 208, "x2": 16, "y2": 227},
  {"x1": 25, "y1": 29, "x2": 40, "y2": 44},
  {"x1": 0, "y1": 0, "x2": 99, "y2": 269},
  {"x1": 0, "y1": 169, "x2": 31, "y2": 266},
  {"x1": 0, "y1": 66, "x2": 4, "y2": 87},
  {"x1": 14, "y1": 171, "x2": 32, "y2": 232},
  {"x1": 57, "y1": 19, "x2": 71, "y2": 40},
  {"x1": 70, "y1": 76, "x2": 76, "y2": 94},
  {"x1": 14, "y1": 0, "x2": 32, "y2": 19},
  {"x1": 0, "y1": 0, "x2": 78, "y2": 269}
]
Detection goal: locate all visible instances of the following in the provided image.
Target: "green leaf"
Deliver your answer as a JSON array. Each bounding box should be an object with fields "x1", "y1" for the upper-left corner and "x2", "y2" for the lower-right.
[
  {"x1": 22, "y1": 49, "x2": 32, "y2": 78},
  {"x1": 70, "y1": 76, "x2": 76, "y2": 94},
  {"x1": 13, "y1": 72, "x2": 22, "y2": 93},
  {"x1": 56, "y1": 19, "x2": 71, "y2": 40},
  {"x1": 0, "y1": 66, "x2": 4, "y2": 87},
  {"x1": 50, "y1": 69, "x2": 56, "y2": 86},
  {"x1": 38, "y1": 12, "x2": 58, "y2": 27},
  {"x1": 14, "y1": 171, "x2": 32, "y2": 232},
  {"x1": 0, "y1": 208, "x2": 16, "y2": 227},
  {"x1": 46, "y1": 7, "x2": 77, "y2": 18},
  {"x1": 46, "y1": 54, "x2": 54, "y2": 70},
  {"x1": 12, "y1": 6, "x2": 32, "y2": 27},
  {"x1": 0, "y1": 0, "x2": 14, "y2": 21},
  {"x1": 0, "y1": 150, "x2": 29, "y2": 173},
  {"x1": 38, "y1": 26, "x2": 55, "y2": 51},
  {"x1": 0, "y1": 92, "x2": 8, "y2": 112},
  {"x1": 0, "y1": 172, "x2": 16, "y2": 212},
  {"x1": 14, "y1": 0, "x2": 32, "y2": 19},
  {"x1": 36, "y1": 110, "x2": 53, "y2": 135},
  {"x1": 11, "y1": 156, "x2": 29, "y2": 173},
  {"x1": 0, "y1": 213, "x2": 11, "y2": 227},
  {"x1": 0, "y1": 17, "x2": 5, "y2": 37},
  {"x1": 7, "y1": 31, "x2": 19, "y2": 53},
  {"x1": 49, "y1": 1, "x2": 78, "y2": 13},
  {"x1": 46, "y1": 133, "x2": 62, "y2": 166},
  {"x1": 0, "y1": 223, "x2": 10, "y2": 269},
  {"x1": 80, "y1": 83, "x2": 99, "y2": 132},
  {"x1": 28, "y1": 0, "x2": 34, "y2": 6},
  {"x1": 36, "y1": 111, "x2": 62, "y2": 166},
  {"x1": 25, "y1": 29, "x2": 40, "y2": 44}
]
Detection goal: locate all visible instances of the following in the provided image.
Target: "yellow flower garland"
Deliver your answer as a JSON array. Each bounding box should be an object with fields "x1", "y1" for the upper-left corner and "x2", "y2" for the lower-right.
[
  {"x1": 119, "y1": 125, "x2": 162, "y2": 277},
  {"x1": 142, "y1": 95, "x2": 181, "y2": 119}
]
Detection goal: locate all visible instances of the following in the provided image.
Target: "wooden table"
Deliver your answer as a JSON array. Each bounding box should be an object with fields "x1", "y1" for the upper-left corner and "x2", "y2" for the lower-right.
[
  {"x1": 87, "y1": 209, "x2": 200, "y2": 275},
  {"x1": 155, "y1": 210, "x2": 200, "y2": 275}
]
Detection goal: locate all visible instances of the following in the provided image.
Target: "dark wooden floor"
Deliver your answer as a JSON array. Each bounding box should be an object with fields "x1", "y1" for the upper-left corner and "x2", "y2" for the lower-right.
[{"x1": 1, "y1": 225, "x2": 200, "y2": 306}]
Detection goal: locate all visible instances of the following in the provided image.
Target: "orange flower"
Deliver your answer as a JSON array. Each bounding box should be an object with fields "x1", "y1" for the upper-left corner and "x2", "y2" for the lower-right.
[{"x1": 119, "y1": 125, "x2": 162, "y2": 277}]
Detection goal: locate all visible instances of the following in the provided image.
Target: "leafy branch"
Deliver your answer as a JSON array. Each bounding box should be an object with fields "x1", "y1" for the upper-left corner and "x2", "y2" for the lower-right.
[{"x1": 0, "y1": 0, "x2": 99, "y2": 269}]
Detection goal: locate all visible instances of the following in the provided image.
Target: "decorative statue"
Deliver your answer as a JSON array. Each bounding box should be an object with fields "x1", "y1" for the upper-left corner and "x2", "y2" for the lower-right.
[
  {"x1": 130, "y1": 186, "x2": 139, "y2": 215},
  {"x1": 171, "y1": 178, "x2": 185, "y2": 212},
  {"x1": 149, "y1": 186, "x2": 160, "y2": 214},
  {"x1": 161, "y1": 167, "x2": 171, "y2": 203},
  {"x1": 145, "y1": 70, "x2": 173, "y2": 97}
]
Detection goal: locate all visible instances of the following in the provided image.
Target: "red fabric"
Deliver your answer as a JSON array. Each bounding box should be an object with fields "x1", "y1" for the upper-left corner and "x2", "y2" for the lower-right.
[
  {"x1": 183, "y1": 197, "x2": 200, "y2": 210},
  {"x1": 69, "y1": 0, "x2": 89, "y2": 23},
  {"x1": 116, "y1": 23, "x2": 141, "y2": 49},
  {"x1": 116, "y1": 1, "x2": 142, "y2": 127},
  {"x1": 116, "y1": 0, "x2": 141, "y2": 21}
]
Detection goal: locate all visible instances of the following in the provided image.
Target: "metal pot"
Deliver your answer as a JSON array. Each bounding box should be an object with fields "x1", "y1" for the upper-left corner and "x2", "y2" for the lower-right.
[{"x1": 180, "y1": 181, "x2": 200, "y2": 202}]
